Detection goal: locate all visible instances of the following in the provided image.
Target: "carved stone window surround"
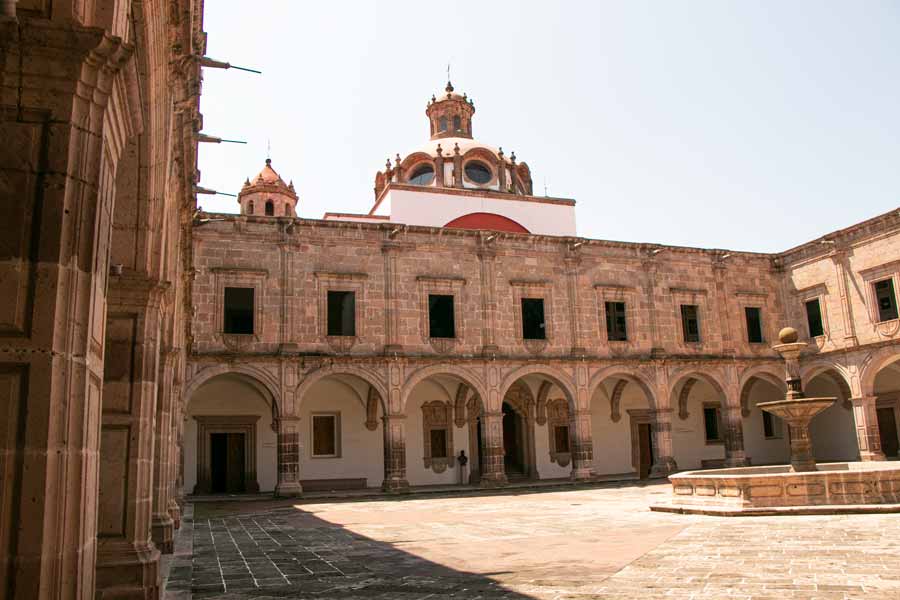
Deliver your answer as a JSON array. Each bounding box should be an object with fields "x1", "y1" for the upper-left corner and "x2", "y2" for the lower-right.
[
  {"x1": 627, "y1": 409, "x2": 654, "y2": 472},
  {"x1": 734, "y1": 291, "x2": 769, "y2": 349},
  {"x1": 510, "y1": 279, "x2": 552, "y2": 353},
  {"x1": 792, "y1": 283, "x2": 831, "y2": 347},
  {"x1": 859, "y1": 261, "x2": 900, "y2": 338},
  {"x1": 310, "y1": 411, "x2": 342, "y2": 458},
  {"x1": 193, "y1": 414, "x2": 261, "y2": 494},
  {"x1": 547, "y1": 398, "x2": 571, "y2": 467},
  {"x1": 212, "y1": 267, "x2": 267, "y2": 348},
  {"x1": 417, "y1": 275, "x2": 467, "y2": 352},
  {"x1": 315, "y1": 272, "x2": 368, "y2": 351},
  {"x1": 422, "y1": 400, "x2": 454, "y2": 473},
  {"x1": 670, "y1": 287, "x2": 709, "y2": 348},
  {"x1": 594, "y1": 283, "x2": 638, "y2": 348}
]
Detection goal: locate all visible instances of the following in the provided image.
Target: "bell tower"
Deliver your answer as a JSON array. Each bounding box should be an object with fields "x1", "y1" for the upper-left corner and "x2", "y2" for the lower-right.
[
  {"x1": 425, "y1": 81, "x2": 475, "y2": 140},
  {"x1": 238, "y1": 158, "x2": 299, "y2": 217}
]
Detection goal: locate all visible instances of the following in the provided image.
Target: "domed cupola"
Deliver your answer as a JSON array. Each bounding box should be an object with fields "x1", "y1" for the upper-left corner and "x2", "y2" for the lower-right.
[
  {"x1": 426, "y1": 81, "x2": 475, "y2": 139},
  {"x1": 238, "y1": 158, "x2": 299, "y2": 217}
]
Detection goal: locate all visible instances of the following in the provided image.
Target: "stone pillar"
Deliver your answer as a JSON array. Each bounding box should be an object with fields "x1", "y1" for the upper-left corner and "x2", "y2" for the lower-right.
[
  {"x1": 479, "y1": 411, "x2": 508, "y2": 487},
  {"x1": 477, "y1": 240, "x2": 499, "y2": 356},
  {"x1": 722, "y1": 405, "x2": 750, "y2": 467},
  {"x1": 381, "y1": 414, "x2": 410, "y2": 492},
  {"x1": 275, "y1": 417, "x2": 303, "y2": 497},
  {"x1": 565, "y1": 251, "x2": 586, "y2": 356},
  {"x1": 95, "y1": 275, "x2": 168, "y2": 599},
  {"x1": 649, "y1": 409, "x2": 678, "y2": 477},
  {"x1": 851, "y1": 396, "x2": 886, "y2": 461},
  {"x1": 151, "y1": 350, "x2": 178, "y2": 554},
  {"x1": 0, "y1": 20, "x2": 136, "y2": 600},
  {"x1": 830, "y1": 248, "x2": 859, "y2": 346},
  {"x1": 569, "y1": 410, "x2": 594, "y2": 480},
  {"x1": 382, "y1": 240, "x2": 403, "y2": 354}
]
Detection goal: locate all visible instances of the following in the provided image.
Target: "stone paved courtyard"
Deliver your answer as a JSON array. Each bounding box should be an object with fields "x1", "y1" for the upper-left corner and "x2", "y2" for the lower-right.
[{"x1": 165, "y1": 482, "x2": 900, "y2": 599}]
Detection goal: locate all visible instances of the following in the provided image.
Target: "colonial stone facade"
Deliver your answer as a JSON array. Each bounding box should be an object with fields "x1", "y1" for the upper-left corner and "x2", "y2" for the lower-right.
[
  {"x1": 1, "y1": 0, "x2": 201, "y2": 598},
  {"x1": 186, "y1": 84, "x2": 900, "y2": 495}
]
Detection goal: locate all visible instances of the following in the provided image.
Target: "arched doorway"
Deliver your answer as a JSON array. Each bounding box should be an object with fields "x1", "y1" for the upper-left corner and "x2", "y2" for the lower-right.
[
  {"x1": 739, "y1": 374, "x2": 790, "y2": 465},
  {"x1": 589, "y1": 373, "x2": 657, "y2": 479},
  {"x1": 185, "y1": 372, "x2": 278, "y2": 494},
  {"x1": 804, "y1": 368, "x2": 858, "y2": 461},
  {"x1": 868, "y1": 355, "x2": 900, "y2": 458},
  {"x1": 502, "y1": 401, "x2": 528, "y2": 478}
]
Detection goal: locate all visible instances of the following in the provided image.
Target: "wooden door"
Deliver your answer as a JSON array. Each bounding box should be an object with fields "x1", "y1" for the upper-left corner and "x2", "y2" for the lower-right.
[
  {"x1": 226, "y1": 433, "x2": 246, "y2": 493},
  {"x1": 877, "y1": 408, "x2": 899, "y2": 458},
  {"x1": 638, "y1": 423, "x2": 653, "y2": 479}
]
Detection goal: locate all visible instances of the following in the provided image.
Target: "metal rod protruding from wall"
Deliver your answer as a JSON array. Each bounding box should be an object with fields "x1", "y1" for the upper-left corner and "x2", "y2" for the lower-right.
[
  {"x1": 199, "y1": 56, "x2": 262, "y2": 74},
  {"x1": 198, "y1": 133, "x2": 248, "y2": 144},
  {"x1": 195, "y1": 186, "x2": 238, "y2": 197}
]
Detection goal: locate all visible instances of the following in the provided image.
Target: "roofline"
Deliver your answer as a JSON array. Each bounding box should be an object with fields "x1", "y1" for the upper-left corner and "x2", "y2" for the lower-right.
[{"x1": 369, "y1": 182, "x2": 575, "y2": 216}]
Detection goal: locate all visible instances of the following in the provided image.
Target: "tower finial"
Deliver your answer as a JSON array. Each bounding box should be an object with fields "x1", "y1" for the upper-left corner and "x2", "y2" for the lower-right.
[{"x1": 266, "y1": 138, "x2": 271, "y2": 163}]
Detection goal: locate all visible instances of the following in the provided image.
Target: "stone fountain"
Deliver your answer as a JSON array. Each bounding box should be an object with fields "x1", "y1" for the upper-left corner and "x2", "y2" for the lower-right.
[{"x1": 652, "y1": 327, "x2": 900, "y2": 516}]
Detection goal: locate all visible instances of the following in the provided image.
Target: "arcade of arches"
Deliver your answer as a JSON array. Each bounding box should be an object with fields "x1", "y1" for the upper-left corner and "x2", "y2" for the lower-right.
[{"x1": 182, "y1": 355, "x2": 900, "y2": 493}]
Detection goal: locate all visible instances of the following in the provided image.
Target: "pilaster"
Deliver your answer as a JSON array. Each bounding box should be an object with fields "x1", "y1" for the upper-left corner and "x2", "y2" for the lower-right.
[
  {"x1": 649, "y1": 408, "x2": 678, "y2": 478},
  {"x1": 851, "y1": 396, "x2": 886, "y2": 461},
  {"x1": 275, "y1": 417, "x2": 303, "y2": 497},
  {"x1": 381, "y1": 414, "x2": 410, "y2": 492}
]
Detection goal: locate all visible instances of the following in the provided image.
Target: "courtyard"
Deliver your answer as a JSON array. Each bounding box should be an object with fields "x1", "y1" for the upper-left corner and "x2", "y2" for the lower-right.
[{"x1": 164, "y1": 482, "x2": 900, "y2": 599}]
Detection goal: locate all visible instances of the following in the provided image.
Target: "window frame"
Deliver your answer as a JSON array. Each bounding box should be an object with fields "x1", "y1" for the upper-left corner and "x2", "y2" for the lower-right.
[
  {"x1": 874, "y1": 278, "x2": 899, "y2": 323},
  {"x1": 605, "y1": 300, "x2": 628, "y2": 342},
  {"x1": 428, "y1": 293, "x2": 456, "y2": 339},
  {"x1": 521, "y1": 297, "x2": 547, "y2": 340},
  {"x1": 310, "y1": 412, "x2": 341, "y2": 458},
  {"x1": 417, "y1": 276, "x2": 466, "y2": 350},
  {"x1": 315, "y1": 272, "x2": 367, "y2": 346},
  {"x1": 326, "y1": 290, "x2": 357, "y2": 337},
  {"x1": 681, "y1": 304, "x2": 701, "y2": 344},
  {"x1": 462, "y1": 159, "x2": 494, "y2": 186},
  {"x1": 805, "y1": 297, "x2": 825, "y2": 338},
  {"x1": 744, "y1": 306, "x2": 764, "y2": 344},
  {"x1": 762, "y1": 410, "x2": 783, "y2": 440},
  {"x1": 211, "y1": 267, "x2": 268, "y2": 345},
  {"x1": 703, "y1": 403, "x2": 724, "y2": 445},
  {"x1": 223, "y1": 286, "x2": 255, "y2": 335}
]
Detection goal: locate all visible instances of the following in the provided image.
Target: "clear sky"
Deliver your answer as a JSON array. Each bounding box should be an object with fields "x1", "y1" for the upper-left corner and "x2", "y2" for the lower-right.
[{"x1": 197, "y1": 1, "x2": 899, "y2": 253}]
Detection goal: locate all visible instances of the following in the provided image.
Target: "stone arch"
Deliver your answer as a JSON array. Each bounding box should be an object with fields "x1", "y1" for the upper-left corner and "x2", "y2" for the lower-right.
[
  {"x1": 669, "y1": 369, "x2": 728, "y2": 404},
  {"x1": 185, "y1": 363, "x2": 281, "y2": 417},
  {"x1": 802, "y1": 362, "x2": 853, "y2": 402},
  {"x1": 498, "y1": 364, "x2": 577, "y2": 413},
  {"x1": 401, "y1": 364, "x2": 487, "y2": 414},
  {"x1": 739, "y1": 372, "x2": 787, "y2": 417},
  {"x1": 860, "y1": 346, "x2": 900, "y2": 396},
  {"x1": 295, "y1": 364, "x2": 388, "y2": 415},
  {"x1": 587, "y1": 365, "x2": 658, "y2": 413}
]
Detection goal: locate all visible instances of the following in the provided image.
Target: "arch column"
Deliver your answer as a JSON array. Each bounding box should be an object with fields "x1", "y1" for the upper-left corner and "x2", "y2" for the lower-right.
[
  {"x1": 649, "y1": 409, "x2": 678, "y2": 478},
  {"x1": 381, "y1": 414, "x2": 410, "y2": 492},
  {"x1": 275, "y1": 417, "x2": 303, "y2": 497},
  {"x1": 151, "y1": 349, "x2": 178, "y2": 554},
  {"x1": 851, "y1": 396, "x2": 886, "y2": 461},
  {"x1": 722, "y1": 405, "x2": 749, "y2": 467},
  {"x1": 479, "y1": 411, "x2": 508, "y2": 487},
  {"x1": 570, "y1": 410, "x2": 594, "y2": 480}
]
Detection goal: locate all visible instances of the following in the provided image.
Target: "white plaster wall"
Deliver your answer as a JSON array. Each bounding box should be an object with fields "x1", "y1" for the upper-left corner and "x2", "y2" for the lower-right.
[
  {"x1": 185, "y1": 376, "x2": 278, "y2": 493},
  {"x1": 590, "y1": 385, "x2": 648, "y2": 476},
  {"x1": 671, "y1": 380, "x2": 726, "y2": 470},
  {"x1": 806, "y1": 377, "x2": 859, "y2": 461},
  {"x1": 298, "y1": 379, "x2": 383, "y2": 487},
  {"x1": 534, "y1": 421, "x2": 570, "y2": 479},
  {"x1": 405, "y1": 379, "x2": 469, "y2": 486},
  {"x1": 386, "y1": 189, "x2": 577, "y2": 236},
  {"x1": 742, "y1": 382, "x2": 790, "y2": 465}
]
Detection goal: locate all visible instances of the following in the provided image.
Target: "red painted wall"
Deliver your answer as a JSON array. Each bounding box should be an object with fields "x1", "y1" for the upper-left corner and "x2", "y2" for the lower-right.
[{"x1": 444, "y1": 212, "x2": 530, "y2": 233}]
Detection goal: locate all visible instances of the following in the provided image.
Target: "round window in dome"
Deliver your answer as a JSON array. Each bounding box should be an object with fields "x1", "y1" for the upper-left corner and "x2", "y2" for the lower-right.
[
  {"x1": 464, "y1": 161, "x2": 492, "y2": 185},
  {"x1": 408, "y1": 164, "x2": 435, "y2": 186}
]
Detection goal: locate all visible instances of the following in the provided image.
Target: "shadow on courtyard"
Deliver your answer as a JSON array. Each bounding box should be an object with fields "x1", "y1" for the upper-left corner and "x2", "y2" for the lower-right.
[{"x1": 166, "y1": 498, "x2": 550, "y2": 599}]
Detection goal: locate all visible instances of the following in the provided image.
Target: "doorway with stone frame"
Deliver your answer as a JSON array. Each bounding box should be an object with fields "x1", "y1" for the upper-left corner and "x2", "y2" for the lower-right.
[
  {"x1": 628, "y1": 410, "x2": 656, "y2": 479},
  {"x1": 193, "y1": 415, "x2": 261, "y2": 494}
]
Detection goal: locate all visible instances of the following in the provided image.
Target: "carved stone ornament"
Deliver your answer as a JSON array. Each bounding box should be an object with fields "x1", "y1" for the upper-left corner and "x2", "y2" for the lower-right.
[
  {"x1": 547, "y1": 398, "x2": 571, "y2": 467},
  {"x1": 422, "y1": 400, "x2": 453, "y2": 473}
]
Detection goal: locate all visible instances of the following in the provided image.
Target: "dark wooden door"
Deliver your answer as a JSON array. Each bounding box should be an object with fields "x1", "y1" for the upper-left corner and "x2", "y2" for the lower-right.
[
  {"x1": 638, "y1": 424, "x2": 653, "y2": 479},
  {"x1": 210, "y1": 433, "x2": 228, "y2": 493},
  {"x1": 877, "y1": 408, "x2": 899, "y2": 458},
  {"x1": 226, "y1": 433, "x2": 246, "y2": 493},
  {"x1": 502, "y1": 403, "x2": 521, "y2": 473}
]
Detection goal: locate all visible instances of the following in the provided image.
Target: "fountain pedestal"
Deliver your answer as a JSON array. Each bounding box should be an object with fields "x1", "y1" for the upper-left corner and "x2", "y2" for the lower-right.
[{"x1": 756, "y1": 398, "x2": 834, "y2": 472}]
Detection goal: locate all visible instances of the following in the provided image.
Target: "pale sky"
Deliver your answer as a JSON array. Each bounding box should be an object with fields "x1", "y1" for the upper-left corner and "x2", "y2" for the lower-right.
[{"x1": 197, "y1": 1, "x2": 899, "y2": 253}]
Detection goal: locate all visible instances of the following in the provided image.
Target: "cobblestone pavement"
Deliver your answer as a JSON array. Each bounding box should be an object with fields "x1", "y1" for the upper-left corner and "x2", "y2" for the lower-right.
[{"x1": 164, "y1": 482, "x2": 900, "y2": 599}]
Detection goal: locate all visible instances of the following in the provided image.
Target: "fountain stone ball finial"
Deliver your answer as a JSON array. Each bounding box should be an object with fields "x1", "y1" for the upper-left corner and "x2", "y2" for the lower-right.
[{"x1": 779, "y1": 327, "x2": 799, "y2": 344}]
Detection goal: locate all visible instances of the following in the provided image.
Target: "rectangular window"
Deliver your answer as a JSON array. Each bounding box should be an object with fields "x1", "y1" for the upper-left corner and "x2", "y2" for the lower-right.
[
  {"x1": 762, "y1": 411, "x2": 782, "y2": 439},
  {"x1": 327, "y1": 290, "x2": 356, "y2": 336},
  {"x1": 605, "y1": 301, "x2": 628, "y2": 341},
  {"x1": 681, "y1": 304, "x2": 700, "y2": 343},
  {"x1": 428, "y1": 294, "x2": 455, "y2": 338},
  {"x1": 224, "y1": 287, "x2": 254, "y2": 334},
  {"x1": 745, "y1": 307, "x2": 764, "y2": 343},
  {"x1": 703, "y1": 406, "x2": 722, "y2": 443},
  {"x1": 312, "y1": 414, "x2": 339, "y2": 457},
  {"x1": 805, "y1": 299, "x2": 824, "y2": 337},
  {"x1": 522, "y1": 298, "x2": 546, "y2": 340},
  {"x1": 429, "y1": 429, "x2": 448, "y2": 459},
  {"x1": 875, "y1": 279, "x2": 899, "y2": 322},
  {"x1": 554, "y1": 425, "x2": 570, "y2": 453}
]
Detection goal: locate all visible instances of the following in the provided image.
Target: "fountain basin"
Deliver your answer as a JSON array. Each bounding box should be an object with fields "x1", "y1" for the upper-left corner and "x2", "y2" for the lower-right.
[{"x1": 651, "y1": 461, "x2": 900, "y2": 516}]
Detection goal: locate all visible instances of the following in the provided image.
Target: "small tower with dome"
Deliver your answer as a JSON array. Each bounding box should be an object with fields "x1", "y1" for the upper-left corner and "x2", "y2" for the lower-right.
[{"x1": 238, "y1": 158, "x2": 298, "y2": 217}]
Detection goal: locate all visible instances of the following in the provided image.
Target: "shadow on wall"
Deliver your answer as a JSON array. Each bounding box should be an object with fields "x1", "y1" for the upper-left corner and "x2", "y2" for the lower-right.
[{"x1": 166, "y1": 497, "x2": 548, "y2": 599}]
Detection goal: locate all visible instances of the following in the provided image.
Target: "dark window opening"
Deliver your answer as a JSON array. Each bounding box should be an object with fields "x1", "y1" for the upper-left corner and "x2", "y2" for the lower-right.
[
  {"x1": 745, "y1": 306, "x2": 764, "y2": 343},
  {"x1": 285, "y1": 203, "x2": 291, "y2": 216},
  {"x1": 605, "y1": 301, "x2": 627, "y2": 341},
  {"x1": 453, "y1": 115, "x2": 461, "y2": 131},
  {"x1": 248, "y1": 201, "x2": 254, "y2": 214},
  {"x1": 464, "y1": 161, "x2": 492, "y2": 184},
  {"x1": 554, "y1": 425, "x2": 570, "y2": 453},
  {"x1": 805, "y1": 298, "x2": 824, "y2": 337},
  {"x1": 327, "y1": 290, "x2": 356, "y2": 337},
  {"x1": 703, "y1": 406, "x2": 722, "y2": 442},
  {"x1": 312, "y1": 415, "x2": 337, "y2": 457},
  {"x1": 408, "y1": 164, "x2": 435, "y2": 186},
  {"x1": 681, "y1": 304, "x2": 700, "y2": 343},
  {"x1": 264, "y1": 200, "x2": 274, "y2": 216},
  {"x1": 762, "y1": 411, "x2": 781, "y2": 439},
  {"x1": 875, "y1": 279, "x2": 899, "y2": 322},
  {"x1": 430, "y1": 429, "x2": 448, "y2": 459},
  {"x1": 428, "y1": 294, "x2": 455, "y2": 338},
  {"x1": 521, "y1": 298, "x2": 546, "y2": 340},
  {"x1": 224, "y1": 287, "x2": 254, "y2": 334},
  {"x1": 439, "y1": 116, "x2": 447, "y2": 132}
]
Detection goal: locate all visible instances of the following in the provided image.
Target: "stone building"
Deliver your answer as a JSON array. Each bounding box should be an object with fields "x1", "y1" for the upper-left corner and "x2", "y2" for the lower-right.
[
  {"x1": 187, "y1": 82, "x2": 900, "y2": 496},
  {"x1": 1, "y1": 0, "x2": 201, "y2": 598}
]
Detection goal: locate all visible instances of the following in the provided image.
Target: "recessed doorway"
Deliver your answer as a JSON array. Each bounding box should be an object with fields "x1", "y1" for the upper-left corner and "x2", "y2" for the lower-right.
[
  {"x1": 210, "y1": 432, "x2": 247, "y2": 493},
  {"x1": 877, "y1": 407, "x2": 899, "y2": 458}
]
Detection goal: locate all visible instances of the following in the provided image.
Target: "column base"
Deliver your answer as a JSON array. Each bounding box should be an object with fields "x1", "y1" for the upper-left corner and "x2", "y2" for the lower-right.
[
  {"x1": 168, "y1": 499, "x2": 182, "y2": 530},
  {"x1": 724, "y1": 456, "x2": 750, "y2": 468},
  {"x1": 275, "y1": 481, "x2": 303, "y2": 497},
  {"x1": 151, "y1": 513, "x2": 175, "y2": 554},
  {"x1": 381, "y1": 478, "x2": 410, "y2": 493},
  {"x1": 649, "y1": 457, "x2": 678, "y2": 479},
  {"x1": 570, "y1": 467, "x2": 593, "y2": 481},
  {"x1": 95, "y1": 540, "x2": 160, "y2": 600},
  {"x1": 479, "y1": 472, "x2": 508, "y2": 488}
]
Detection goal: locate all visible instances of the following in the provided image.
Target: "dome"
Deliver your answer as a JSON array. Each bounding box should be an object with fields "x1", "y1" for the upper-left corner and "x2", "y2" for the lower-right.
[
  {"x1": 251, "y1": 158, "x2": 287, "y2": 186},
  {"x1": 239, "y1": 158, "x2": 298, "y2": 218}
]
